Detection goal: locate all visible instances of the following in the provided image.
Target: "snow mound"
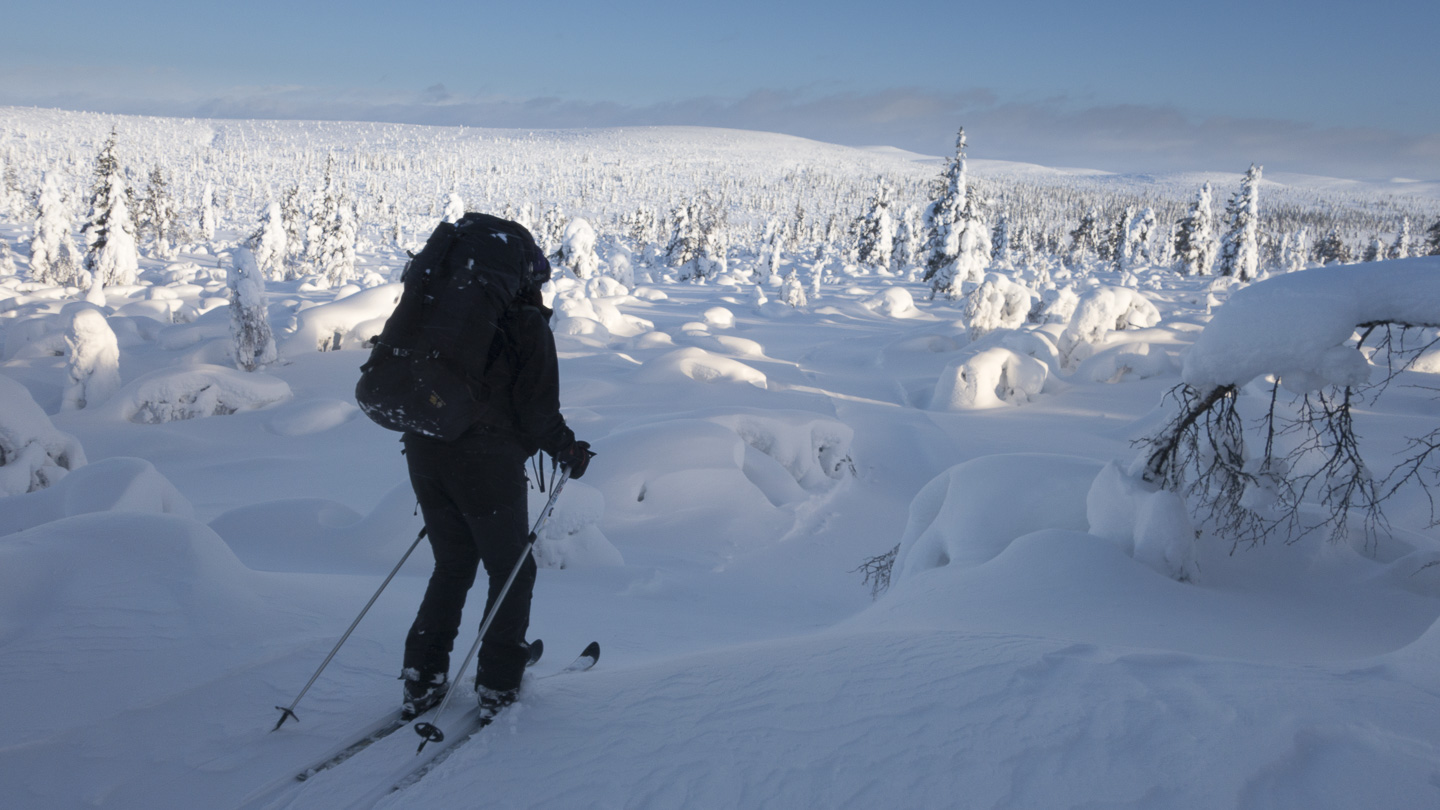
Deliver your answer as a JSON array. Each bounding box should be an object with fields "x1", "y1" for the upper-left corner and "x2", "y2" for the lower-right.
[
  {"x1": 0, "y1": 373, "x2": 86, "y2": 496},
  {"x1": 0, "y1": 457, "x2": 193, "y2": 537},
  {"x1": 209, "y1": 481, "x2": 423, "y2": 573},
  {"x1": 930, "y1": 346, "x2": 1048, "y2": 410},
  {"x1": 635, "y1": 347, "x2": 768, "y2": 389},
  {"x1": 0, "y1": 512, "x2": 260, "y2": 647},
  {"x1": 93, "y1": 363, "x2": 292, "y2": 423},
  {"x1": 530, "y1": 479, "x2": 622, "y2": 569},
  {"x1": 592, "y1": 414, "x2": 850, "y2": 552},
  {"x1": 1087, "y1": 462, "x2": 1199, "y2": 581},
  {"x1": 1058, "y1": 285, "x2": 1161, "y2": 368},
  {"x1": 1184, "y1": 258, "x2": 1440, "y2": 392},
  {"x1": 1074, "y1": 342, "x2": 1174, "y2": 383},
  {"x1": 892, "y1": 454, "x2": 1102, "y2": 580},
  {"x1": 281, "y1": 282, "x2": 400, "y2": 354},
  {"x1": 861, "y1": 286, "x2": 924, "y2": 318}
]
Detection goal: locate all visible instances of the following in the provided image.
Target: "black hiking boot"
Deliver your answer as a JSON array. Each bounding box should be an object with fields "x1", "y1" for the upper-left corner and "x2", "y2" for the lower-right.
[{"x1": 474, "y1": 682, "x2": 518, "y2": 720}]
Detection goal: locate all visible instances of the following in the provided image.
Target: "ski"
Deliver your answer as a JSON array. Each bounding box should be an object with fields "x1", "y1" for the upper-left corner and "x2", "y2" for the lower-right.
[
  {"x1": 391, "y1": 641, "x2": 600, "y2": 795},
  {"x1": 287, "y1": 639, "x2": 544, "y2": 783}
]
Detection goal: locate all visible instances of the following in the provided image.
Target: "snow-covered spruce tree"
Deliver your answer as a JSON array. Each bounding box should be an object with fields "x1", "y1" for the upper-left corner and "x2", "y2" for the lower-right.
[
  {"x1": 0, "y1": 240, "x2": 17, "y2": 277},
  {"x1": 787, "y1": 202, "x2": 808, "y2": 253},
  {"x1": 61, "y1": 307, "x2": 121, "y2": 411},
  {"x1": 442, "y1": 192, "x2": 465, "y2": 224},
  {"x1": 138, "y1": 165, "x2": 177, "y2": 259},
  {"x1": 559, "y1": 218, "x2": 600, "y2": 279},
  {"x1": 1174, "y1": 183, "x2": 1217, "y2": 276},
  {"x1": 303, "y1": 156, "x2": 341, "y2": 275},
  {"x1": 1126, "y1": 208, "x2": 1158, "y2": 269},
  {"x1": 199, "y1": 181, "x2": 217, "y2": 244},
  {"x1": 1067, "y1": 208, "x2": 1102, "y2": 268},
  {"x1": 82, "y1": 130, "x2": 139, "y2": 288},
  {"x1": 1218, "y1": 164, "x2": 1263, "y2": 281},
  {"x1": 1387, "y1": 219, "x2": 1411, "y2": 260},
  {"x1": 1280, "y1": 229, "x2": 1309, "y2": 274},
  {"x1": 538, "y1": 205, "x2": 565, "y2": 259},
  {"x1": 855, "y1": 183, "x2": 895, "y2": 273},
  {"x1": 30, "y1": 172, "x2": 82, "y2": 286},
  {"x1": 1314, "y1": 227, "x2": 1351, "y2": 265},
  {"x1": 990, "y1": 214, "x2": 1012, "y2": 269},
  {"x1": 227, "y1": 247, "x2": 277, "y2": 371},
  {"x1": 780, "y1": 268, "x2": 807, "y2": 308},
  {"x1": 249, "y1": 200, "x2": 288, "y2": 281},
  {"x1": 280, "y1": 185, "x2": 307, "y2": 276},
  {"x1": 892, "y1": 205, "x2": 922, "y2": 275},
  {"x1": 1362, "y1": 237, "x2": 1384, "y2": 263},
  {"x1": 664, "y1": 201, "x2": 699, "y2": 272},
  {"x1": 922, "y1": 127, "x2": 967, "y2": 283},
  {"x1": 1110, "y1": 207, "x2": 1136, "y2": 271},
  {"x1": 320, "y1": 200, "x2": 358, "y2": 286},
  {"x1": 1425, "y1": 218, "x2": 1440, "y2": 255}
]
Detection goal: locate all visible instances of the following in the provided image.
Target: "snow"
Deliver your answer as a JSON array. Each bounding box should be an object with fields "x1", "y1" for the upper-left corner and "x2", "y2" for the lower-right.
[
  {"x1": 1184, "y1": 257, "x2": 1440, "y2": 392},
  {"x1": 0, "y1": 114, "x2": 1438, "y2": 810}
]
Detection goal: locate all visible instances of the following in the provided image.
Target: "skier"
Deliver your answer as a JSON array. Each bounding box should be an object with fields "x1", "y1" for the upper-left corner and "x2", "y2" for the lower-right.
[{"x1": 400, "y1": 217, "x2": 592, "y2": 720}]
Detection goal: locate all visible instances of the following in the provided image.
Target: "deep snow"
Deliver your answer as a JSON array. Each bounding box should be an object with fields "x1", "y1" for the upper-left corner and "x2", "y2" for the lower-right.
[{"x1": 1, "y1": 124, "x2": 1439, "y2": 809}]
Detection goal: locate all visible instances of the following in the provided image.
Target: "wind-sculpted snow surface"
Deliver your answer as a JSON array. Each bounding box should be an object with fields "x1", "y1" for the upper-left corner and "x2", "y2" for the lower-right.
[{"x1": 0, "y1": 114, "x2": 1439, "y2": 808}]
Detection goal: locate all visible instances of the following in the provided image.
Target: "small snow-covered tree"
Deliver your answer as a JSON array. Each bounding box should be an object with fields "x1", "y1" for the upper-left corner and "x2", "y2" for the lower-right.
[
  {"x1": 1424, "y1": 218, "x2": 1440, "y2": 256},
  {"x1": 1280, "y1": 229, "x2": 1308, "y2": 274},
  {"x1": 199, "y1": 181, "x2": 217, "y2": 244},
  {"x1": 249, "y1": 200, "x2": 288, "y2": 281},
  {"x1": 442, "y1": 192, "x2": 465, "y2": 224},
  {"x1": 0, "y1": 240, "x2": 17, "y2": 277},
  {"x1": 780, "y1": 268, "x2": 807, "y2": 308},
  {"x1": 559, "y1": 218, "x2": 600, "y2": 279},
  {"x1": 1387, "y1": 219, "x2": 1411, "y2": 260},
  {"x1": 30, "y1": 172, "x2": 81, "y2": 286},
  {"x1": 139, "y1": 165, "x2": 177, "y2": 259},
  {"x1": 321, "y1": 200, "x2": 358, "y2": 286},
  {"x1": 61, "y1": 307, "x2": 121, "y2": 411},
  {"x1": 82, "y1": 130, "x2": 139, "y2": 288},
  {"x1": 1314, "y1": 228, "x2": 1351, "y2": 265},
  {"x1": 1218, "y1": 164, "x2": 1263, "y2": 281},
  {"x1": 228, "y1": 247, "x2": 278, "y2": 371},
  {"x1": 856, "y1": 183, "x2": 895, "y2": 273},
  {"x1": 964, "y1": 274, "x2": 1032, "y2": 339},
  {"x1": 0, "y1": 374, "x2": 86, "y2": 496},
  {"x1": 1362, "y1": 236, "x2": 1384, "y2": 263},
  {"x1": 1175, "y1": 183, "x2": 1217, "y2": 276},
  {"x1": 280, "y1": 185, "x2": 307, "y2": 276},
  {"x1": 1067, "y1": 208, "x2": 1103, "y2": 268}
]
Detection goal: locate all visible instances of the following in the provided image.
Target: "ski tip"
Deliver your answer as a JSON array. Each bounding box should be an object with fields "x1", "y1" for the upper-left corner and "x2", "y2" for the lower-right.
[
  {"x1": 527, "y1": 638, "x2": 544, "y2": 666},
  {"x1": 581, "y1": 641, "x2": 600, "y2": 663}
]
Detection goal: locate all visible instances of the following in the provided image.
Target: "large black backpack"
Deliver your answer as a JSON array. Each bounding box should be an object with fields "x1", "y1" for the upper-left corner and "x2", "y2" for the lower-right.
[{"x1": 355, "y1": 213, "x2": 534, "y2": 440}]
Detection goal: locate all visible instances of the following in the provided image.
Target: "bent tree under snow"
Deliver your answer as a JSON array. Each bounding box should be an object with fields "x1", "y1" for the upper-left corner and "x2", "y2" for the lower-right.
[{"x1": 1138, "y1": 257, "x2": 1440, "y2": 552}]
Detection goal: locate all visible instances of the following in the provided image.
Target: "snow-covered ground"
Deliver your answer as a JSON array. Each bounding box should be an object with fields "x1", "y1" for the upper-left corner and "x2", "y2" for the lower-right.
[{"x1": 2, "y1": 117, "x2": 1439, "y2": 809}]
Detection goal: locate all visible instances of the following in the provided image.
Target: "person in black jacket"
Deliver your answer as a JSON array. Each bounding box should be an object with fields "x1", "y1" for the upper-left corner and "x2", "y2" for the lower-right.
[{"x1": 400, "y1": 223, "x2": 591, "y2": 719}]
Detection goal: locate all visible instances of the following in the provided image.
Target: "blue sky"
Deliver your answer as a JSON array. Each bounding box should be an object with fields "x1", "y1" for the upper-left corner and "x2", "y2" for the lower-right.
[{"x1": 3, "y1": 0, "x2": 1437, "y2": 179}]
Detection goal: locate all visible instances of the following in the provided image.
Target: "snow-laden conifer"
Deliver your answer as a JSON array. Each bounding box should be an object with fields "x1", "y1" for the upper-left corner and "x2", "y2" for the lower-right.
[
  {"x1": 81, "y1": 130, "x2": 139, "y2": 288},
  {"x1": 780, "y1": 268, "x2": 807, "y2": 308},
  {"x1": 1387, "y1": 218, "x2": 1411, "y2": 260},
  {"x1": 1314, "y1": 227, "x2": 1350, "y2": 265},
  {"x1": 1174, "y1": 184, "x2": 1217, "y2": 276},
  {"x1": 922, "y1": 128, "x2": 966, "y2": 283},
  {"x1": 856, "y1": 183, "x2": 895, "y2": 273},
  {"x1": 199, "y1": 182, "x2": 217, "y2": 244},
  {"x1": 250, "y1": 200, "x2": 288, "y2": 281},
  {"x1": 227, "y1": 247, "x2": 277, "y2": 371},
  {"x1": 443, "y1": 192, "x2": 465, "y2": 224},
  {"x1": 140, "y1": 166, "x2": 177, "y2": 259},
  {"x1": 1067, "y1": 208, "x2": 1102, "y2": 268},
  {"x1": 560, "y1": 218, "x2": 600, "y2": 279},
  {"x1": 0, "y1": 240, "x2": 16, "y2": 277},
  {"x1": 61, "y1": 307, "x2": 121, "y2": 411},
  {"x1": 1424, "y1": 218, "x2": 1440, "y2": 256},
  {"x1": 321, "y1": 201, "x2": 358, "y2": 286},
  {"x1": 1219, "y1": 165, "x2": 1263, "y2": 281},
  {"x1": 30, "y1": 172, "x2": 81, "y2": 286}
]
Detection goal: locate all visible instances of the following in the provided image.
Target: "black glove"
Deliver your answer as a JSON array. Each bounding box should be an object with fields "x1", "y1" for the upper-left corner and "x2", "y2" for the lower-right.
[{"x1": 556, "y1": 440, "x2": 594, "y2": 479}]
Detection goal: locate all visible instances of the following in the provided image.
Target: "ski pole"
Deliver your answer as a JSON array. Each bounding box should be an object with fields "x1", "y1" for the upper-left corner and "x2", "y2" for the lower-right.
[
  {"x1": 414, "y1": 469, "x2": 571, "y2": 753},
  {"x1": 273, "y1": 526, "x2": 429, "y2": 731}
]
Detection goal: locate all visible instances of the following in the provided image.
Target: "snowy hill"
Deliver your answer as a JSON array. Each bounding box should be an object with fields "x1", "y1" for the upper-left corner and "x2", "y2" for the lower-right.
[{"x1": 1, "y1": 107, "x2": 1439, "y2": 809}]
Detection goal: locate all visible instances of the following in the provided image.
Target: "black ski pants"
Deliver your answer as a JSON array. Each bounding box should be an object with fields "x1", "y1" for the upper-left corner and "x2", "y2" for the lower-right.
[{"x1": 403, "y1": 438, "x2": 535, "y2": 693}]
